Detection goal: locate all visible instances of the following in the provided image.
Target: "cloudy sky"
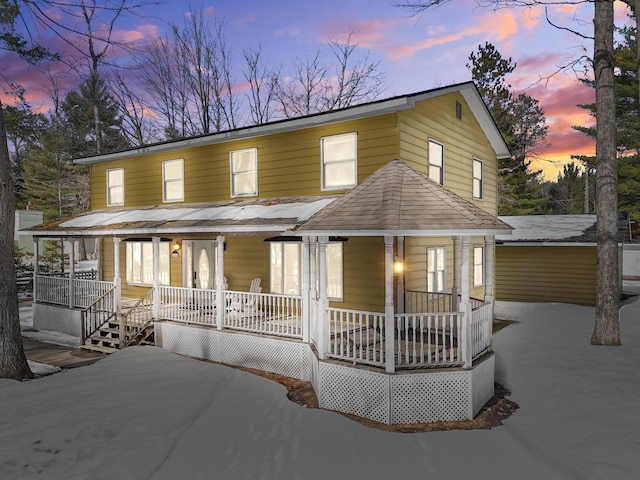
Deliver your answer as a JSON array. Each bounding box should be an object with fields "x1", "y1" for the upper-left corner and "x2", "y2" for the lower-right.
[{"x1": 2, "y1": 1, "x2": 634, "y2": 179}]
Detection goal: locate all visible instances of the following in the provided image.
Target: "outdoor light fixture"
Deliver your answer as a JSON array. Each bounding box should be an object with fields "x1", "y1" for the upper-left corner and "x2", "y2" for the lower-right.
[
  {"x1": 393, "y1": 257, "x2": 404, "y2": 275},
  {"x1": 171, "y1": 241, "x2": 181, "y2": 258}
]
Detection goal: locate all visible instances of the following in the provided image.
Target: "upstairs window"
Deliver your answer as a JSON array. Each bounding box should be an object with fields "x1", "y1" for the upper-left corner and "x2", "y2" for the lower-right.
[
  {"x1": 473, "y1": 245, "x2": 484, "y2": 287},
  {"x1": 230, "y1": 148, "x2": 258, "y2": 197},
  {"x1": 321, "y1": 132, "x2": 357, "y2": 190},
  {"x1": 473, "y1": 158, "x2": 483, "y2": 199},
  {"x1": 163, "y1": 159, "x2": 184, "y2": 202},
  {"x1": 427, "y1": 246, "x2": 446, "y2": 293},
  {"x1": 106, "y1": 168, "x2": 124, "y2": 206},
  {"x1": 428, "y1": 139, "x2": 444, "y2": 185}
]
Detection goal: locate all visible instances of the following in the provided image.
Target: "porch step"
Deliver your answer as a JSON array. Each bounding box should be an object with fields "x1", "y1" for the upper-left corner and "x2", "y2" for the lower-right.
[
  {"x1": 81, "y1": 344, "x2": 118, "y2": 354},
  {"x1": 89, "y1": 335, "x2": 120, "y2": 346}
]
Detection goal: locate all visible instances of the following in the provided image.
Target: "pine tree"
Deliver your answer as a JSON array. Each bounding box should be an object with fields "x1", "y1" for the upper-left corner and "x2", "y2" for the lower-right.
[{"x1": 467, "y1": 43, "x2": 548, "y2": 215}]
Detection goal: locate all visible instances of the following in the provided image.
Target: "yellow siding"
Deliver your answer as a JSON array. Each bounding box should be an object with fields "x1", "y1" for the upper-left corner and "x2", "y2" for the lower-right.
[
  {"x1": 405, "y1": 236, "x2": 487, "y2": 300},
  {"x1": 495, "y1": 246, "x2": 596, "y2": 306},
  {"x1": 90, "y1": 114, "x2": 399, "y2": 209},
  {"x1": 223, "y1": 236, "x2": 271, "y2": 291},
  {"x1": 337, "y1": 237, "x2": 385, "y2": 312},
  {"x1": 398, "y1": 92, "x2": 498, "y2": 215}
]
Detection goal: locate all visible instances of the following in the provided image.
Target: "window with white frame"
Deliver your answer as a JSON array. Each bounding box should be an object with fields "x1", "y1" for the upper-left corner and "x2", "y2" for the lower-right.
[
  {"x1": 230, "y1": 148, "x2": 258, "y2": 197},
  {"x1": 321, "y1": 132, "x2": 357, "y2": 190},
  {"x1": 163, "y1": 159, "x2": 184, "y2": 202},
  {"x1": 428, "y1": 139, "x2": 444, "y2": 185},
  {"x1": 473, "y1": 158, "x2": 483, "y2": 199},
  {"x1": 427, "y1": 246, "x2": 446, "y2": 293},
  {"x1": 269, "y1": 241, "x2": 343, "y2": 300},
  {"x1": 125, "y1": 241, "x2": 170, "y2": 286},
  {"x1": 473, "y1": 245, "x2": 484, "y2": 287},
  {"x1": 107, "y1": 168, "x2": 124, "y2": 206}
]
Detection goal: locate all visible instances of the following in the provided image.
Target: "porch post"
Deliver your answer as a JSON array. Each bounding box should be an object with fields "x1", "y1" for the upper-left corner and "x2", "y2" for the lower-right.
[
  {"x1": 301, "y1": 236, "x2": 311, "y2": 343},
  {"x1": 484, "y1": 235, "x2": 494, "y2": 306},
  {"x1": 308, "y1": 236, "x2": 318, "y2": 349},
  {"x1": 113, "y1": 237, "x2": 122, "y2": 316},
  {"x1": 384, "y1": 235, "x2": 395, "y2": 373},
  {"x1": 68, "y1": 238, "x2": 75, "y2": 309},
  {"x1": 452, "y1": 236, "x2": 461, "y2": 311},
  {"x1": 33, "y1": 237, "x2": 39, "y2": 302},
  {"x1": 216, "y1": 235, "x2": 225, "y2": 330},
  {"x1": 460, "y1": 236, "x2": 472, "y2": 368},
  {"x1": 317, "y1": 236, "x2": 329, "y2": 360},
  {"x1": 152, "y1": 236, "x2": 160, "y2": 319},
  {"x1": 396, "y1": 236, "x2": 405, "y2": 314}
]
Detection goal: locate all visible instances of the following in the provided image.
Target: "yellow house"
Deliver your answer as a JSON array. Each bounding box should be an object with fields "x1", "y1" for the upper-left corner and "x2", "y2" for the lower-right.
[{"x1": 27, "y1": 82, "x2": 512, "y2": 425}]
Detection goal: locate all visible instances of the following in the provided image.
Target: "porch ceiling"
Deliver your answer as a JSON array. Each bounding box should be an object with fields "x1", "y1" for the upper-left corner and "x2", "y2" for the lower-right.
[
  {"x1": 295, "y1": 160, "x2": 513, "y2": 237},
  {"x1": 25, "y1": 196, "x2": 337, "y2": 238}
]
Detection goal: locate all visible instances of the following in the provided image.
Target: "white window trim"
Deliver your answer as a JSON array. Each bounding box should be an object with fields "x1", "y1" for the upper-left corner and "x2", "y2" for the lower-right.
[
  {"x1": 473, "y1": 245, "x2": 484, "y2": 287},
  {"x1": 106, "y1": 167, "x2": 124, "y2": 207},
  {"x1": 125, "y1": 241, "x2": 171, "y2": 286},
  {"x1": 428, "y1": 139, "x2": 445, "y2": 186},
  {"x1": 230, "y1": 148, "x2": 258, "y2": 198},
  {"x1": 320, "y1": 132, "x2": 358, "y2": 191},
  {"x1": 473, "y1": 157, "x2": 483, "y2": 200},
  {"x1": 162, "y1": 159, "x2": 184, "y2": 203},
  {"x1": 427, "y1": 246, "x2": 447, "y2": 293}
]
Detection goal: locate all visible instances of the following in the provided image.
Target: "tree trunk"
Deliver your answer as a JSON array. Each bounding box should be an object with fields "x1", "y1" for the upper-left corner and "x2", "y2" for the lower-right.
[
  {"x1": 0, "y1": 100, "x2": 33, "y2": 380},
  {"x1": 592, "y1": 0, "x2": 621, "y2": 346}
]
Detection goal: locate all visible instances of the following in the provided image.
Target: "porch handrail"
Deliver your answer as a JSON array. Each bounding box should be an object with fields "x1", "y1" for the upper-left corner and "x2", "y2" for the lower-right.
[
  {"x1": 121, "y1": 288, "x2": 154, "y2": 348},
  {"x1": 327, "y1": 307, "x2": 387, "y2": 367},
  {"x1": 35, "y1": 275, "x2": 113, "y2": 308},
  {"x1": 223, "y1": 290, "x2": 303, "y2": 338},
  {"x1": 156, "y1": 285, "x2": 217, "y2": 325},
  {"x1": 471, "y1": 303, "x2": 493, "y2": 358},
  {"x1": 81, "y1": 285, "x2": 117, "y2": 343},
  {"x1": 404, "y1": 290, "x2": 485, "y2": 313}
]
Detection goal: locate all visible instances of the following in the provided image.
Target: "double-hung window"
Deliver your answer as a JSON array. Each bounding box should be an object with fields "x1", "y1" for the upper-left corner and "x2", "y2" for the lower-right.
[
  {"x1": 106, "y1": 168, "x2": 124, "y2": 206},
  {"x1": 427, "y1": 246, "x2": 446, "y2": 293},
  {"x1": 269, "y1": 241, "x2": 343, "y2": 300},
  {"x1": 230, "y1": 148, "x2": 258, "y2": 197},
  {"x1": 163, "y1": 159, "x2": 184, "y2": 202},
  {"x1": 428, "y1": 139, "x2": 444, "y2": 185},
  {"x1": 473, "y1": 245, "x2": 484, "y2": 287},
  {"x1": 321, "y1": 132, "x2": 357, "y2": 190},
  {"x1": 473, "y1": 158, "x2": 483, "y2": 199},
  {"x1": 126, "y1": 241, "x2": 170, "y2": 286}
]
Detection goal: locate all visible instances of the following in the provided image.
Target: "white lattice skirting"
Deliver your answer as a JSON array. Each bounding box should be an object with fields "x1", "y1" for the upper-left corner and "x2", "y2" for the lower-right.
[{"x1": 157, "y1": 321, "x2": 494, "y2": 425}]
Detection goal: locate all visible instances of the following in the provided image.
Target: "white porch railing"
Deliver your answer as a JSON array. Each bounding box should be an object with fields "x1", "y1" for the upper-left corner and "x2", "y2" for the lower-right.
[
  {"x1": 121, "y1": 289, "x2": 154, "y2": 348},
  {"x1": 157, "y1": 285, "x2": 217, "y2": 326},
  {"x1": 328, "y1": 308, "x2": 387, "y2": 367},
  {"x1": 471, "y1": 303, "x2": 493, "y2": 358},
  {"x1": 405, "y1": 290, "x2": 484, "y2": 313},
  {"x1": 35, "y1": 274, "x2": 113, "y2": 308},
  {"x1": 223, "y1": 290, "x2": 302, "y2": 338},
  {"x1": 395, "y1": 312, "x2": 462, "y2": 367}
]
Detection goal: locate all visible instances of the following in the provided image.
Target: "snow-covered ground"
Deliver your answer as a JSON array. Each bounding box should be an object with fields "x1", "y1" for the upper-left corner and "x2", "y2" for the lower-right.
[{"x1": 3, "y1": 287, "x2": 640, "y2": 480}]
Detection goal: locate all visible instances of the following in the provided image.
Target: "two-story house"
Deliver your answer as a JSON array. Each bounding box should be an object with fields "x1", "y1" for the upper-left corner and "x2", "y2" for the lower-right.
[{"x1": 27, "y1": 82, "x2": 512, "y2": 425}]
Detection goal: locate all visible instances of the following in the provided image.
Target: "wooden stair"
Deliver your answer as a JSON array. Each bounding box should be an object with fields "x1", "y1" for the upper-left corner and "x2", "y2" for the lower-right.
[{"x1": 81, "y1": 317, "x2": 155, "y2": 354}]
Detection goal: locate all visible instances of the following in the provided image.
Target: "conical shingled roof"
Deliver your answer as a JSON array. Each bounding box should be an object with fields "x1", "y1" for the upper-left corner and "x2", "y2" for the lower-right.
[{"x1": 297, "y1": 160, "x2": 513, "y2": 235}]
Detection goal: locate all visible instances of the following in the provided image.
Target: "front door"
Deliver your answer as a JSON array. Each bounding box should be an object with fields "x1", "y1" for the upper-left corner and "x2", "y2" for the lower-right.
[{"x1": 184, "y1": 240, "x2": 215, "y2": 289}]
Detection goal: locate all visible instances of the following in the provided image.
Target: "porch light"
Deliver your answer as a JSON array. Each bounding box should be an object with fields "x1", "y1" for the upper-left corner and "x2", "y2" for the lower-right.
[
  {"x1": 171, "y1": 241, "x2": 181, "y2": 258},
  {"x1": 393, "y1": 257, "x2": 404, "y2": 275}
]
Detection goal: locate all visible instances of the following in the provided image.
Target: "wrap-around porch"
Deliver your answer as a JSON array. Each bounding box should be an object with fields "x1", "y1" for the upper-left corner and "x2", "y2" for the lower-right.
[{"x1": 33, "y1": 233, "x2": 494, "y2": 373}]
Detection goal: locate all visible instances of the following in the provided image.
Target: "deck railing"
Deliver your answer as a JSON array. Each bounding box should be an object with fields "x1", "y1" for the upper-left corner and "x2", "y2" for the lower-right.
[
  {"x1": 405, "y1": 290, "x2": 485, "y2": 313},
  {"x1": 35, "y1": 275, "x2": 113, "y2": 308},
  {"x1": 395, "y1": 312, "x2": 462, "y2": 367},
  {"x1": 80, "y1": 286, "x2": 117, "y2": 343},
  {"x1": 157, "y1": 285, "x2": 217, "y2": 325},
  {"x1": 223, "y1": 290, "x2": 302, "y2": 338},
  {"x1": 471, "y1": 302, "x2": 492, "y2": 358},
  {"x1": 328, "y1": 308, "x2": 387, "y2": 367}
]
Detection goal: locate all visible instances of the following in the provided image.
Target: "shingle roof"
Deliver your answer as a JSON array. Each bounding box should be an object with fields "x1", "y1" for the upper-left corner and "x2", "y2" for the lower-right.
[{"x1": 296, "y1": 160, "x2": 513, "y2": 236}]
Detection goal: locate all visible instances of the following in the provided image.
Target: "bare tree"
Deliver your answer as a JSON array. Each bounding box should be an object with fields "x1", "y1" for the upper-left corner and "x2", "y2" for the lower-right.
[
  {"x1": 274, "y1": 34, "x2": 386, "y2": 118},
  {"x1": 396, "y1": 0, "x2": 621, "y2": 345},
  {"x1": 243, "y1": 47, "x2": 279, "y2": 124}
]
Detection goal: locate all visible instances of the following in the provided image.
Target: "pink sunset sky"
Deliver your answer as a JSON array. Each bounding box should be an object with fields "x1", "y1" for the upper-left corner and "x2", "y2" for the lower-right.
[{"x1": 2, "y1": 0, "x2": 634, "y2": 180}]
